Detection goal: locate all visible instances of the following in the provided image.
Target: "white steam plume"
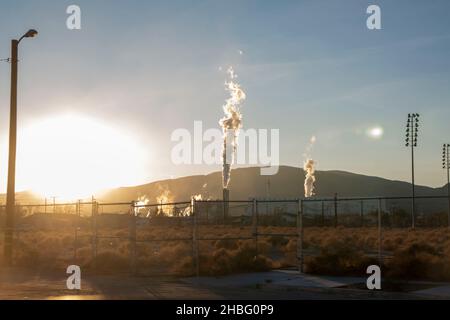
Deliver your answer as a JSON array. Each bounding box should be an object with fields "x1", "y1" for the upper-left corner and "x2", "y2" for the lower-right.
[
  {"x1": 303, "y1": 159, "x2": 315, "y2": 197},
  {"x1": 303, "y1": 135, "x2": 316, "y2": 198},
  {"x1": 219, "y1": 67, "x2": 246, "y2": 188}
]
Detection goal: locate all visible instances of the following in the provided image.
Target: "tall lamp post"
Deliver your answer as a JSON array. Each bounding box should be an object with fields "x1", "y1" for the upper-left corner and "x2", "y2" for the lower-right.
[
  {"x1": 443, "y1": 144, "x2": 450, "y2": 228},
  {"x1": 4, "y1": 29, "x2": 38, "y2": 266},
  {"x1": 405, "y1": 113, "x2": 419, "y2": 229}
]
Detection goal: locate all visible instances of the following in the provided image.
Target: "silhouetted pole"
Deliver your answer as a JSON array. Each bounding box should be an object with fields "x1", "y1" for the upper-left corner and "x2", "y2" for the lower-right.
[
  {"x1": 129, "y1": 201, "x2": 137, "y2": 274},
  {"x1": 443, "y1": 144, "x2": 450, "y2": 228},
  {"x1": 411, "y1": 139, "x2": 415, "y2": 228},
  {"x1": 297, "y1": 199, "x2": 304, "y2": 273},
  {"x1": 4, "y1": 30, "x2": 38, "y2": 266},
  {"x1": 321, "y1": 201, "x2": 325, "y2": 227},
  {"x1": 4, "y1": 40, "x2": 18, "y2": 266},
  {"x1": 447, "y1": 152, "x2": 450, "y2": 229},
  {"x1": 74, "y1": 200, "x2": 81, "y2": 262},
  {"x1": 334, "y1": 193, "x2": 338, "y2": 228},
  {"x1": 91, "y1": 197, "x2": 98, "y2": 270},
  {"x1": 222, "y1": 188, "x2": 229, "y2": 222},
  {"x1": 360, "y1": 200, "x2": 364, "y2": 227},
  {"x1": 252, "y1": 199, "x2": 258, "y2": 255},
  {"x1": 405, "y1": 113, "x2": 419, "y2": 229},
  {"x1": 377, "y1": 198, "x2": 383, "y2": 266},
  {"x1": 191, "y1": 198, "x2": 199, "y2": 277}
]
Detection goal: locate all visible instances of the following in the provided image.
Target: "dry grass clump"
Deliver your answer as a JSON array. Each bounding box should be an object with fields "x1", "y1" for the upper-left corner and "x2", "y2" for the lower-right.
[
  {"x1": 173, "y1": 241, "x2": 276, "y2": 276},
  {"x1": 87, "y1": 251, "x2": 129, "y2": 273},
  {"x1": 305, "y1": 237, "x2": 378, "y2": 276},
  {"x1": 302, "y1": 228, "x2": 450, "y2": 281},
  {"x1": 385, "y1": 242, "x2": 450, "y2": 281},
  {"x1": 214, "y1": 238, "x2": 240, "y2": 251}
]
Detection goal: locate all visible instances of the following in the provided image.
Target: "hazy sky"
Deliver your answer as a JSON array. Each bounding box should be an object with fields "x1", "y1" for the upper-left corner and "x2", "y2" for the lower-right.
[{"x1": 0, "y1": 0, "x2": 450, "y2": 194}]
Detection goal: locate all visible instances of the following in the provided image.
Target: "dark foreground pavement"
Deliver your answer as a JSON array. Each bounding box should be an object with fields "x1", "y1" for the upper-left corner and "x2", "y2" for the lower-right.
[{"x1": 0, "y1": 269, "x2": 447, "y2": 300}]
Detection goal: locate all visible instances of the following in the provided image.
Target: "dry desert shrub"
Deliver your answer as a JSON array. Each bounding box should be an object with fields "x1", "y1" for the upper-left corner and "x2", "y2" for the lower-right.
[
  {"x1": 173, "y1": 241, "x2": 275, "y2": 276},
  {"x1": 158, "y1": 242, "x2": 191, "y2": 265},
  {"x1": 201, "y1": 243, "x2": 275, "y2": 276},
  {"x1": 305, "y1": 238, "x2": 378, "y2": 276},
  {"x1": 214, "y1": 238, "x2": 239, "y2": 250},
  {"x1": 385, "y1": 242, "x2": 450, "y2": 281},
  {"x1": 87, "y1": 251, "x2": 129, "y2": 273}
]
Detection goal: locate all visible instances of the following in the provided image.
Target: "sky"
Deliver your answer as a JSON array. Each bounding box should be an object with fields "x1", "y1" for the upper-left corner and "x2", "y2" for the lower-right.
[{"x1": 0, "y1": 0, "x2": 450, "y2": 197}]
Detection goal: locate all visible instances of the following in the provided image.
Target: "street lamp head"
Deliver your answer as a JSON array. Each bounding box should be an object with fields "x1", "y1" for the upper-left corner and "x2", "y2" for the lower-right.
[
  {"x1": 24, "y1": 29, "x2": 38, "y2": 38},
  {"x1": 18, "y1": 29, "x2": 38, "y2": 43}
]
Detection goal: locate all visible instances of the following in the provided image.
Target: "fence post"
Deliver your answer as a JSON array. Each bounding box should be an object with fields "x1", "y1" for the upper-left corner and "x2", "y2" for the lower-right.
[
  {"x1": 334, "y1": 193, "x2": 338, "y2": 228},
  {"x1": 378, "y1": 198, "x2": 383, "y2": 266},
  {"x1": 297, "y1": 199, "x2": 304, "y2": 273},
  {"x1": 129, "y1": 201, "x2": 137, "y2": 275},
  {"x1": 192, "y1": 198, "x2": 199, "y2": 277},
  {"x1": 74, "y1": 200, "x2": 80, "y2": 262},
  {"x1": 91, "y1": 199, "x2": 98, "y2": 271},
  {"x1": 321, "y1": 201, "x2": 325, "y2": 227},
  {"x1": 360, "y1": 200, "x2": 364, "y2": 227},
  {"x1": 252, "y1": 199, "x2": 258, "y2": 255}
]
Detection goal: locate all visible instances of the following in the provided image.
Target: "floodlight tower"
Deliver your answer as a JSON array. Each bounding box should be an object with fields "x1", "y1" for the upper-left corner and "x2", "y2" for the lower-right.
[
  {"x1": 405, "y1": 113, "x2": 419, "y2": 229},
  {"x1": 443, "y1": 144, "x2": 450, "y2": 227}
]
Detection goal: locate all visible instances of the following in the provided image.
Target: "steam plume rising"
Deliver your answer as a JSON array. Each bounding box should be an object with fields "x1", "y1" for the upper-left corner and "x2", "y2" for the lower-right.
[
  {"x1": 303, "y1": 135, "x2": 316, "y2": 198},
  {"x1": 219, "y1": 67, "x2": 246, "y2": 188},
  {"x1": 304, "y1": 159, "x2": 315, "y2": 197}
]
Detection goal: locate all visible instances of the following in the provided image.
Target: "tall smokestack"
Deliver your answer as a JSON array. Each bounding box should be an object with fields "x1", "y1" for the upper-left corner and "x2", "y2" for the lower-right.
[
  {"x1": 223, "y1": 188, "x2": 229, "y2": 221},
  {"x1": 219, "y1": 67, "x2": 245, "y2": 222}
]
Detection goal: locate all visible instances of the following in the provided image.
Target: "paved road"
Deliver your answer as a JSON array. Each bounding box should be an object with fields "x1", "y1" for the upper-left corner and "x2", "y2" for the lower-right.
[{"x1": 0, "y1": 269, "x2": 443, "y2": 300}]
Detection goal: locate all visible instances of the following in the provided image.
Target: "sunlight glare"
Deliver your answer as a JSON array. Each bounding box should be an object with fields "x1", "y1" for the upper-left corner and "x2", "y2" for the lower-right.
[{"x1": 10, "y1": 114, "x2": 150, "y2": 200}]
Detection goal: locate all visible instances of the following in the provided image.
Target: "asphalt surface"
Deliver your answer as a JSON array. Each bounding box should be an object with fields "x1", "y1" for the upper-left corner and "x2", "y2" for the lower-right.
[{"x1": 0, "y1": 268, "x2": 446, "y2": 300}]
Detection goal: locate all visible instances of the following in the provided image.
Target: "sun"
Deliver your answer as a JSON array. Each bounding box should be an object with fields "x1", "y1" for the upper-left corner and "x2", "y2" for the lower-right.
[
  {"x1": 367, "y1": 126, "x2": 384, "y2": 139},
  {"x1": 9, "y1": 114, "x2": 151, "y2": 201}
]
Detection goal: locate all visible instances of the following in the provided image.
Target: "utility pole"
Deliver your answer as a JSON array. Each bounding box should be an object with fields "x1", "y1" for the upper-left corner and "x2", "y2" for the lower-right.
[
  {"x1": 443, "y1": 144, "x2": 450, "y2": 228},
  {"x1": 4, "y1": 29, "x2": 38, "y2": 266},
  {"x1": 405, "y1": 113, "x2": 419, "y2": 229}
]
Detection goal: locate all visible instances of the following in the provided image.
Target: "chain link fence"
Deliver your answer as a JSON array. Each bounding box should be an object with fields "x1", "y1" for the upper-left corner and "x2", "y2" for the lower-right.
[{"x1": 0, "y1": 195, "x2": 449, "y2": 276}]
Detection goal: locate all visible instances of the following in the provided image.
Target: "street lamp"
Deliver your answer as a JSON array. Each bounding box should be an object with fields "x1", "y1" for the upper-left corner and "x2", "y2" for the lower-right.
[
  {"x1": 4, "y1": 29, "x2": 38, "y2": 266},
  {"x1": 443, "y1": 144, "x2": 450, "y2": 228},
  {"x1": 405, "y1": 113, "x2": 419, "y2": 229}
]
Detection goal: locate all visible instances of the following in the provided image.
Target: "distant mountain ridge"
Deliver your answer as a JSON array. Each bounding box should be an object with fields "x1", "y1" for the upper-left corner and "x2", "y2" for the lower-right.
[
  {"x1": 3, "y1": 166, "x2": 447, "y2": 213},
  {"x1": 97, "y1": 166, "x2": 449, "y2": 204}
]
